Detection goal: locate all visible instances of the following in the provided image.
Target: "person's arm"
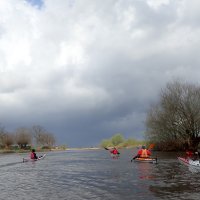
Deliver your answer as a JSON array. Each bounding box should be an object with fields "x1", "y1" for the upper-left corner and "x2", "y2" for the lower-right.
[
  {"x1": 138, "y1": 149, "x2": 142, "y2": 155},
  {"x1": 34, "y1": 153, "x2": 38, "y2": 159},
  {"x1": 147, "y1": 150, "x2": 151, "y2": 156}
]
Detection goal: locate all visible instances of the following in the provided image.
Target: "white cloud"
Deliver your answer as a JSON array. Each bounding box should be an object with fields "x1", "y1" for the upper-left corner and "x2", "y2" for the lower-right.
[
  {"x1": 1, "y1": 38, "x2": 32, "y2": 67},
  {"x1": 147, "y1": 0, "x2": 170, "y2": 10},
  {"x1": 56, "y1": 42, "x2": 88, "y2": 66}
]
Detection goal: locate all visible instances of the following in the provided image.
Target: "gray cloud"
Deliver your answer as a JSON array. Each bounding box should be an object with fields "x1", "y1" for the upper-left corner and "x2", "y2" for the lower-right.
[{"x1": 0, "y1": 0, "x2": 200, "y2": 147}]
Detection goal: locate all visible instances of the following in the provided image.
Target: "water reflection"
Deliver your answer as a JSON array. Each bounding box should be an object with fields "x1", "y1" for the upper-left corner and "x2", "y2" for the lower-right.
[
  {"x1": 136, "y1": 162, "x2": 156, "y2": 180},
  {"x1": 188, "y1": 165, "x2": 200, "y2": 173},
  {"x1": 147, "y1": 153, "x2": 200, "y2": 199}
]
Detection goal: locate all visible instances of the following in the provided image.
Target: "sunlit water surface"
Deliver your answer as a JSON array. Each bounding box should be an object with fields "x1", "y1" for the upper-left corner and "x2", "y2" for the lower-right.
[{"x1": 0, "y1": 149, "x2": 200, "y2": 200}]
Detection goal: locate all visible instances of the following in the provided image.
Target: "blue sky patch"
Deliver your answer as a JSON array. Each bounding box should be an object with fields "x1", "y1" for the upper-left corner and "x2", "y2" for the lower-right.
[{"x1": 26, "y1": 0, "x2": 44, "y2": 9}]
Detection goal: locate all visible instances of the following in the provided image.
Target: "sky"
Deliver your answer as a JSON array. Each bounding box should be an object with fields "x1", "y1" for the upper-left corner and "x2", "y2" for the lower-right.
[{"x1": 0, "y1": 0, "x2": 200, "y2": 147}]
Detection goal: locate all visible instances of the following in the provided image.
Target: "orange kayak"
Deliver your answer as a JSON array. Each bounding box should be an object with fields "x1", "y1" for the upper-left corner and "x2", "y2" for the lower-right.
[{"x1": 134, "y1": 157, "x2": 157, "y2": 163}]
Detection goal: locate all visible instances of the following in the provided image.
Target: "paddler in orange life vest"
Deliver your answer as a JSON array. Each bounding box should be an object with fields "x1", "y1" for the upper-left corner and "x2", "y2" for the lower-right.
[
  {"x1": 133, "y1": 145, "x2": 151, "y2": 160},
  {"x1": 30, "y1": 149, "x2": 38, "y2": 159}
]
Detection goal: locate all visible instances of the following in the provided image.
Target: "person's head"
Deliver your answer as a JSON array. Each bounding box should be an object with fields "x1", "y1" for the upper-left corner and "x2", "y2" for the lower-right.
[
  {"x1": 32, "y1": 149, "x2": 35, "y2": 152},
  {"x1": 142, "y1": 145, "x2": 146, "y2": 149}
]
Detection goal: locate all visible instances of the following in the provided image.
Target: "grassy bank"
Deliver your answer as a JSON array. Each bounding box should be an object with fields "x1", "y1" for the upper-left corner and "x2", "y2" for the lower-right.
[{"x1": 0, "y1": 148, "x2": 52, "y2": 154}]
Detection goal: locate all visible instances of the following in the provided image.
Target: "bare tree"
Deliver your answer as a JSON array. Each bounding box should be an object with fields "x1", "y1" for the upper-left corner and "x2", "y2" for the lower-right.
[
  {"x1": 0, "y1": 124, "x2": 6, "y2": 148},
  {"x1": 2, "y1": 133, "x2": 14, "y2": 149},
  {"x1": 42, "y1": 132, "x2": 56, "y2": 148},
  {"x1": 15, "y1": 127, "x2": 32, "y2": 149},
  {"x1": 146, "y1": 80, "x2": 200, "y2": 151},
  {"x1": 32, "y1": 125, "x2": 46, "y2": 146},
  {"x1": 32, "y1": 125, "x2": 56, "y2": 148}
]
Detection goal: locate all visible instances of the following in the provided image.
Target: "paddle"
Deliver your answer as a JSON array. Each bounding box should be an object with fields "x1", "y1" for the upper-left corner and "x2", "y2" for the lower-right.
[
  {"x1": 148, "y1": 144, "x2": 158, "y2": 164},
  {"x1": 148, "y1": 144, "x2": 155, "y2": 151},
  {"x1": 131, "y1": 154, "x2": 139, "y2": 162},
  {"x1": 148, "y1": 144, "x2": 157, "y2": 161},
  {"x1": 104, "y1": 147, "x2": 120, "y2": 157},
  {"x1": 131, "y1": 147, "x2": 139, "y2": 162},
  {"x1": 131, "y1": 157, "x2": 135, "y2": 162}
]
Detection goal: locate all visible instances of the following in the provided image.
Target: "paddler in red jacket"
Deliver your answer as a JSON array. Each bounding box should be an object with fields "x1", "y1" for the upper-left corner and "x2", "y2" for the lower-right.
[
  {"x1": 132, "y1": 145, "x2": 151, "y2": 161},
  {"x1": 30, "y1": 149, "x2": 38, "y2": 159},
  {"x1": 110, "y1": 147, "x2": 120, "y2": 155},
  {"x1": 185, "y1": 149, "x2": 200, "y2": 160},
  {"x1": 186, "y1": 150, "x2": 193, "y2": 159}
]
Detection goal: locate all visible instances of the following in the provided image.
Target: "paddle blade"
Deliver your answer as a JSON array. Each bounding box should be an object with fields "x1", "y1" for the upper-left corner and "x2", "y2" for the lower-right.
[{"x1": 148, "y1": 144, "x2": 155, "y2": 150}]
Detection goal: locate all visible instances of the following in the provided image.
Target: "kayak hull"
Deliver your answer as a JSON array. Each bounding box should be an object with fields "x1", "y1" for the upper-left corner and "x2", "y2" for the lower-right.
[
  {"x1": 23, "y1": 154, "x2": 46, "y2": 162},
  {"x1": 110, "y1": 153, "x2": 120, "y2": 159},
  {"x1": 178, "y1": 157, "x2": 200, "y2": 167},
  {"x1": 134, "y1": 157, "x2": 157, "y2": 163}
]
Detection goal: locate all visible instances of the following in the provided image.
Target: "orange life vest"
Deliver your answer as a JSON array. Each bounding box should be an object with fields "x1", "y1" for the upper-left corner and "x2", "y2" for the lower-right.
[{"x1": 141, "y1": 149, "x2": 148, "y2": 158}]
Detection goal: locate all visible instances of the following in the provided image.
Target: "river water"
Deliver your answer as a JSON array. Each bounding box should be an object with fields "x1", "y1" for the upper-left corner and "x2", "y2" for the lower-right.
[{"x1": 0, "y1": 149, "x2": 200, "y2": 200}]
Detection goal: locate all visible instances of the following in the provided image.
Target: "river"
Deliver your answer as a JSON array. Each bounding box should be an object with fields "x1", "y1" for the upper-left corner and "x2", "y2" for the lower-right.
[{"x1": 0, "y1": 149, "x2": 199, "y2": 200}]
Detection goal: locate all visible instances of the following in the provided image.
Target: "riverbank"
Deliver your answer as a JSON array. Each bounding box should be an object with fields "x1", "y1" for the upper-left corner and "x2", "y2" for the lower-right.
[
  {"x1": 0, "y1": 148, "x2": 51, "y2": 154},
  {"x1": 65, "y1": 147, "x2": 101, "y2": 151},
  {"x1": 0, "y1": 147, "x2": 102, "y2": 154}
]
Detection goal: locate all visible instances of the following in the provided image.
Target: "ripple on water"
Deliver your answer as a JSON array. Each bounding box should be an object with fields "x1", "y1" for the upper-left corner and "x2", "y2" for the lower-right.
[{"x1": 0, "y1": 150, "x2": 200, "y2": 200}]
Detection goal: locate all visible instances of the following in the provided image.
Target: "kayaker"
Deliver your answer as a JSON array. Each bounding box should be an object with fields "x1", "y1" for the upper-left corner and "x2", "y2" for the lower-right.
[
  {"x1": 132, "y1": 145, "x2": 151, "y2": 160},
  {"x1": 110, "y1": 147, "x2": 120, "y2": 155},
  {"x1": 193, "y1": 151, "x2": 199, "y2": 160},
  {"x1": 192, "y1": 149, "x2": 200, "y2": 160},
  {"x1": 185, "y1": 150, "x2": 194, "y2": 159},
  {"x1": 30, "y1": 149, "x2": 38, "y2": 159}
]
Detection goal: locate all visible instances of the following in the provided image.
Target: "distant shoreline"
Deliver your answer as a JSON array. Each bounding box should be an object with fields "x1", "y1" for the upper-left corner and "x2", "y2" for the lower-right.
[
  {"x1": 65, "y1": 147, "x2": 101, "y2": 150},
  {"x1": 0, "y1": 146, "x2": 141, "y2": 154}
]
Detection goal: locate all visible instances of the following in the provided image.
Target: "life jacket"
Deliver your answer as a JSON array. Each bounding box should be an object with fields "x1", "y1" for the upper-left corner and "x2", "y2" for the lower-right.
[
  {"x1": 186, "y1": 151, "x2": 193, "y2": 158},
  {"x1": 112, "y1": 149, "x2": 118, "y2": 155},
  {"x1": 30, "y1": 152, "x2": 36, "y2": 159},
  {"x1": 140, "y1": 149, "x2": 148, "y2": 158}
]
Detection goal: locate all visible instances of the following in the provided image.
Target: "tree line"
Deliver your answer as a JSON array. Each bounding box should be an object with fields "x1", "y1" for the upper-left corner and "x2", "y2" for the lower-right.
[
  {"x1": 100, "y1": 133, "x2": 143, "y2": 148},
  {"x1": 145, "y1": 80, "x2": 200, "y2": 151},
  {"x1": 0, "y1": 125, "x2": 56, "y2": 150}
]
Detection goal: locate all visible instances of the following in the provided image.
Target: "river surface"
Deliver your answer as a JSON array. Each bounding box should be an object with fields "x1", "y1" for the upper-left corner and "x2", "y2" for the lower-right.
[{"x1": 0, "y1": 149, "x2": 200, "y2": 200}]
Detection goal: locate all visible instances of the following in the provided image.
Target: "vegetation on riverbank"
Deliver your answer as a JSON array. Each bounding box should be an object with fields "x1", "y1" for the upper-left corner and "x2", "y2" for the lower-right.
[
  {"x1": 0, "y1": 125, "x2": 57, "y2": 153},
  {"x1": 145, "y1": 80, "x2": 200, "y2": 151},
  {"x1": 100, "y1": 133, "x2": 144, "y2": 148}
]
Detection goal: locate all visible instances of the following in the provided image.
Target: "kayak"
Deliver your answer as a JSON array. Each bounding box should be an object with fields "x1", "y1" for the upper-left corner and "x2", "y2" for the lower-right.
[
  {"x1": 110, "y1": 153, "x2": 120, "y2": 159},
  {"x1": 134, "y1": 157, "x2": 157, "y2": 163},
  {"x1": 178, "y1": 157, "x2": 200, "y2": 167},
  {"x1": 23, "y1": 154, "x2": 46, "y2": 162}
]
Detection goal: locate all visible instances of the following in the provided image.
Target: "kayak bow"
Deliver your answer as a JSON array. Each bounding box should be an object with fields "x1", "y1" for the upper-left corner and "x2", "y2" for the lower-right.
[{"x1": 178, "y1": 157, "x2": 200, "y2": 167}]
